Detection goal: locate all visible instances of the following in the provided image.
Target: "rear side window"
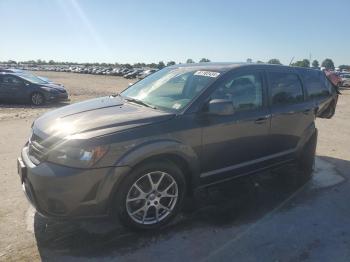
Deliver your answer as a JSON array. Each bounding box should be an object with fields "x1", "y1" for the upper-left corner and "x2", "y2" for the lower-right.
[
  {"x1": 268, "y1": 72, "x2": 303, "y2": 106},
  {"x1": 298, "y1": 69, "x2": 330, "y2": 99}
]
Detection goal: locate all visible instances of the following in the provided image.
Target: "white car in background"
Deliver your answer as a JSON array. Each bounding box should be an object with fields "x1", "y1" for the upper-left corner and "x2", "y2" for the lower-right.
[{"x1": 340, "y1": 74, "x2": 350, "y2": 87}]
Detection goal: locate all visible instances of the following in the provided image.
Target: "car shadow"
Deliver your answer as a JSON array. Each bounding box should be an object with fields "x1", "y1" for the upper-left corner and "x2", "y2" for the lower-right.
[{"x1": 33, "y1": 156, "x2": 348, "y2": 260}]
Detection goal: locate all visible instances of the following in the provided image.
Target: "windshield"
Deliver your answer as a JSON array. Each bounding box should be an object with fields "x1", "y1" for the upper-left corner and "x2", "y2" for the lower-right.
[
  {"x1": 18, "y1": 73, "x2": 48, "y2": 85},
  {"x1": 121, "y1": 67, "x2": 220, "y2": 112}
]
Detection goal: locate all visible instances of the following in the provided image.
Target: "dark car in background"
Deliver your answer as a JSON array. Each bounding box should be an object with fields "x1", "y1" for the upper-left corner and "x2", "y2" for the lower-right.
[
  {"x1": 0, "y1": 73, "x2": 68, "y2": 105},
  {"x1": 17, "y1": 63, "x2": 338, "y2": 230}
]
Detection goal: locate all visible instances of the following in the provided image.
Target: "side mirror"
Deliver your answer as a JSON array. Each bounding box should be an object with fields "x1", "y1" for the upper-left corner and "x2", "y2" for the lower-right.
[{"x1": 207, "y1": 99, "x2": 234, "y2": 115}]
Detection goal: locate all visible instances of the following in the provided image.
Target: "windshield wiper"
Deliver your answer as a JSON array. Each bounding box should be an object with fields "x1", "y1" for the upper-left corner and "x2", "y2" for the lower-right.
[{"x1": 123, "y1": 97, "x2": 157, "y2": 109}]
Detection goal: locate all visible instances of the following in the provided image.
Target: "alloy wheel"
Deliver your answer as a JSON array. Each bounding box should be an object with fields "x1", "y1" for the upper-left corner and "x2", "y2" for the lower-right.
[{"x1": 126, "y1": 171, "x2": 178, "y2": 225}]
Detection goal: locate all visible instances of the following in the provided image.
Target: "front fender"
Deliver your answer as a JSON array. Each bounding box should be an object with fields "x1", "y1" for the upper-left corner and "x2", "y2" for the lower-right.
[{"x1": 115, "y1": 139, "x2": 200, "y2": 185}]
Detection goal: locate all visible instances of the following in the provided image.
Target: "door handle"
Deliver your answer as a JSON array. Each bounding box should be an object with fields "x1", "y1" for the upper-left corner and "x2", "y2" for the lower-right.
[
  {"x1": 254, "y1": 116, "x2": 269, "y2": 124},
  {"x1": 302, "y1": 108, "x2": 312, "y2": 114}
]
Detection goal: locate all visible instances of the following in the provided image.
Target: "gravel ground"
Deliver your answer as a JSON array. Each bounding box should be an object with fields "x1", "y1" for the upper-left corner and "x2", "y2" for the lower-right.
[
  {"x1": 0, "y1": 71, "x2": 134, "y2": 121},
  {"x1": 0, "y1": 72, "x2": 350, "y2": 261}
]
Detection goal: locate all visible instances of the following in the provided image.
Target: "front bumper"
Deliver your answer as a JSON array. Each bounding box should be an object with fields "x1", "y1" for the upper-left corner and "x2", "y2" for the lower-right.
[
  {"x1": 44, "y1": 92, "x2": 69, "y2": 102},
  {"x1": 18, "y1": 146, "x2": 130, "y2": 218}
]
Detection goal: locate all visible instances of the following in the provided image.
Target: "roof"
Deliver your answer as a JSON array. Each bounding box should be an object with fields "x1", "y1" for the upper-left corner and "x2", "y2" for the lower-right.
[{"x1": 168, "y1": 62, "x2": 301, "y2": 73}]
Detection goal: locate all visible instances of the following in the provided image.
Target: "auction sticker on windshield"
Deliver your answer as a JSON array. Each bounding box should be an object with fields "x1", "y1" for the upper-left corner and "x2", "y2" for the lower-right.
[{"x1": 194, "y1": 71, "x2": 220, "y2": 78}]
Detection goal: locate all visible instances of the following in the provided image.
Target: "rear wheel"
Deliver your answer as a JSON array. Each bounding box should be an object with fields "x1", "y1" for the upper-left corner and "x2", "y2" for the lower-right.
[
  {"x1": 115, "y1": 160, "x2": 186, "y2": 230},
  {"x1": 297, "y1": 132, "x2": 317, "y2": 184},
  {"x1": 31, "y1": 92, "x2": 45, "y2": 106}
]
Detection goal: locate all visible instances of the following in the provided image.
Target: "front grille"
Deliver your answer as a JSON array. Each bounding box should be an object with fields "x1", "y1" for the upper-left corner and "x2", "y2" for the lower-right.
[{"x1": 28, "y1": 134, "x2": 48, "y2": 165}]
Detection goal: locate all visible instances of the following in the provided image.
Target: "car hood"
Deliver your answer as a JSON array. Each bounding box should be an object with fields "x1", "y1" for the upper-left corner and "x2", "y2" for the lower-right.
[{"x1": 33, "y1": 96, "x2": 175, "y2": 140}]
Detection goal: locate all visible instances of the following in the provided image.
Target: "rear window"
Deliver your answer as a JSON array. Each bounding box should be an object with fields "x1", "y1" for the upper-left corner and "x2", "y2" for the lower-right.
[
  {"x1": 297, "y1": 69, "x2": 330, "y2": 99},
  {"x1": 268, "y1": 72, "x2": 304, "y2": 106}
]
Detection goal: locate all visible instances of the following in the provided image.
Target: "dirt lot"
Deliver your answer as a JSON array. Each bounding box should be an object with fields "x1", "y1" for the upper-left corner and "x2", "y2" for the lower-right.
[
  {"x1": 1, "y1": 72, "x2": 350, "y2": 261},
  {"x1": 0, "y1": 71, "x2": 134, "y2": 121}
]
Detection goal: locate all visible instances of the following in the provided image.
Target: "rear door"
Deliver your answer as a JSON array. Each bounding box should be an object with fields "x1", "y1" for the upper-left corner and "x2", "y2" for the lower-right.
[
  {"x1": 267, "y1": 69, "x2": 314, "y2": 156},
  {"x1": 1, "y1": 75, "x2": 26, "y2": 101},
  {"x1": 296, "y1": 68, "x2": 339, "y2": 119}
]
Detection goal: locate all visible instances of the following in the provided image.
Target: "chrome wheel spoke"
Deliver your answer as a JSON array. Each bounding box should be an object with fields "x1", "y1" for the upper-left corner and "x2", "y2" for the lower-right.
[
  {"x1": 126, "y1": 196, "x2": 145, "y2": 203},
  {"x1": 155, "y1": 206, "x2": 159, "y2": 222},
  {"x1": 159, "y1": 203, "x2": 171, "y2": 212},
  {"x1": 154, "y1": 172, "x2": 165, "y2": 190},
  {"x1": 162, "y1": 181, "x2": 175, "y2": 194},
  {"x1": 131, "y1": 204, "x2": 147, "y2": 215},
  {"x1": 160, "y1": 192, "x2": 178, "y2": 199},
  {"x1": 147, "y1": 173, "x2": 155, "y2": 191},
  {"x1": 133, "y1": 183, "x2": 147, "y2": 197}
]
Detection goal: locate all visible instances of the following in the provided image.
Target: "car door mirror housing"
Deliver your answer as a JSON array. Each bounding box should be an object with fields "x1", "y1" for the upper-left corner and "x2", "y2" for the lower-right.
[{"x1": 207, "y1": 99, "x2": 234, "y2": 115}]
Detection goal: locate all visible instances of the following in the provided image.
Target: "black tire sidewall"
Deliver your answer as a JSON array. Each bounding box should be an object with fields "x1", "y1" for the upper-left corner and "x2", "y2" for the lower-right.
[
  {"x1": 115, "y1": 160, "x2": 186, "y2": 230},
  {"x1": 298, "y1": 133, "x2": 317, "y2": 183}
]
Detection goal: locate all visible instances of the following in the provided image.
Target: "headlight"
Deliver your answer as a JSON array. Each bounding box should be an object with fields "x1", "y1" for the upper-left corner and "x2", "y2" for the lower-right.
[
  {"x1": 41, "y1": 87, "x2": 59, "y2": 93},
  {"x1": 47, "y1": 145, "x2": 109, "y2": 168}
]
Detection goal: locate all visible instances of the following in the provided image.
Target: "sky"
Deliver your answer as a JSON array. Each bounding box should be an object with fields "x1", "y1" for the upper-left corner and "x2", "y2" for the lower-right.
[{"x1": 1, "y1": 0, "x2": 349, "y2": 66}]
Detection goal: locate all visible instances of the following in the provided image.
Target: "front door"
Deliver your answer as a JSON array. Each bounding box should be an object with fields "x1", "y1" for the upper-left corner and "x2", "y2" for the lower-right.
[{"x1": 199, "y1": 70, "x2": 271, "y2": 184}]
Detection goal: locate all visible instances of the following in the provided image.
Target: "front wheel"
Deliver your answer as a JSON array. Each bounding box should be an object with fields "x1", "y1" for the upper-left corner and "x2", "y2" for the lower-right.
[{"x1": 115, "y1": 160, "x2": 186, "y2": 230}]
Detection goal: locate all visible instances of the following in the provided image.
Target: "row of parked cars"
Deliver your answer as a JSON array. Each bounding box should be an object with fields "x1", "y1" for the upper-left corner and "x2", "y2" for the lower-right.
[
  {"x1": 13, "y1": 65, "x2": 159, "y2": 79},
  {"x1": 324, "y1": 70, "x2": 350, "y2": 87}
]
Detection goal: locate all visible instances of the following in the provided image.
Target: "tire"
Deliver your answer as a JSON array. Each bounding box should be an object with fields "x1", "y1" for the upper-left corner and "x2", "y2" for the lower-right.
[
  {"x1": 297, "y1": 132, "x2": 317, "y2": 184},
  {"x1": 114, "y1": 160, "x2": 186, "y2": 230},
  {"x1": 31, "y1": 92, "x2": 45, "y2": 106}
]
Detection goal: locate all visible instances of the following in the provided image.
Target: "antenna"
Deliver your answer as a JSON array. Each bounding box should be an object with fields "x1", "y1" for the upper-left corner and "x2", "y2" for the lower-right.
[{"x1": 289, "y1": 57, "x2": 295, "y2": 66}]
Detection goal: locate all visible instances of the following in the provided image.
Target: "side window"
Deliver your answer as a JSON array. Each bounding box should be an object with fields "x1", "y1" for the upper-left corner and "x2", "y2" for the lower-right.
[
  {"x1": 3, "y1": 76, "x2": 23, "y2": 86},
  {"x1": 211, "y1": 72, "x2": 263, "y2": 111},
  {"x1": 268, "y1": 72, "x2": 303, "y2": 106},
  {"x1": 298, "y1": 69, "x2": 330, "y2": 99}
]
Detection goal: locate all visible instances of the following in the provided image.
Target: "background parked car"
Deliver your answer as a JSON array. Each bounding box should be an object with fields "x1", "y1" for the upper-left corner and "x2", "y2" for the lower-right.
[
  {"x1": 138, "y1": 69, "x2": 158, "y2": 79},
  {"x1": 339, "y1": 73, "x2": 350, "y2": 87},
  {"x1": 0, "y1": 72, "x2": 68, "y2": 105},
  {"x1": 325, "y1": 70, "x2": 342, "y2": 87}
]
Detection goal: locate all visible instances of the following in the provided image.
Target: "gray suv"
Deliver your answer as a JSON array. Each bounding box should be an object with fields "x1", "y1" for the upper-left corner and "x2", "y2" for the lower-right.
[{"x1": 17, "y1": 63, "x2": 338, "y2": 230}]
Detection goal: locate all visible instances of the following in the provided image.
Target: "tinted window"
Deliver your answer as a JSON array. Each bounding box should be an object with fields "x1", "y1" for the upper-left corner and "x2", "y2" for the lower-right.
[
  {"x1": 268, "y1": 72, "x2": 303, "y2": 105},
  {"x1": 211, "y1": 73, "x2": 263, "y2": 111},
  {"x1": 3, "y1": 76, "x2": 23, "y2": 85},
  {"x1": 298, "y1": 69, "x2": 330, "y2": 99}
]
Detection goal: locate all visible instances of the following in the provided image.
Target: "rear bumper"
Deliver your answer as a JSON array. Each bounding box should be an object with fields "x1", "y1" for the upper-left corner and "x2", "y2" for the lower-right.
[{"x1": 19, "y1": 146, "x2": 130, "y2": 219}]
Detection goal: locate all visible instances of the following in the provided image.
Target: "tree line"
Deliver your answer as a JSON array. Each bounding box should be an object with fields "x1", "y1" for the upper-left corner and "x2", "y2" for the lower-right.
[
  {"x1": 1, "y1": 58, "x2": 212, "y2": 70},
  {"x1": 2, "y1": 57, "x2": 348, "y2": 71}
]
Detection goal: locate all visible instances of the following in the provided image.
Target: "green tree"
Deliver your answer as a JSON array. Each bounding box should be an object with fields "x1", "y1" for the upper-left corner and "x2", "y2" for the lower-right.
[
  {"x1": 49, "y1": 60, "x2": 55, "y2": 65},
  {"x1": 186, "y1": 58, "x2": 195, "y2": 63},
  {"x1": 339, "y1": 65, "x2": 350, "y2": 71},
  {"x1": 256, "y1": 60, "x2": 264, "y2": 64},
  {"x1": 292, "y1": 59, "x2": 310, "y2": 67},
  {"x1": 199, "y1": 58, "x2": 210, "y2": 63},
  {"x1": 267, "y1": 58, "x2": 282, "y2": 65},
  {"x1": 321, "y1": 58, "x2": 335, "y2": 70},
  {"x1": 312, "y1": 60, "x2": 319, "y2": 68},
  {"x1": 157, "y1": 61, "x2": 165, "y2": 69},
  {"x1": 167, "y1": 61, "x2": 176, "y2": 66}
]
